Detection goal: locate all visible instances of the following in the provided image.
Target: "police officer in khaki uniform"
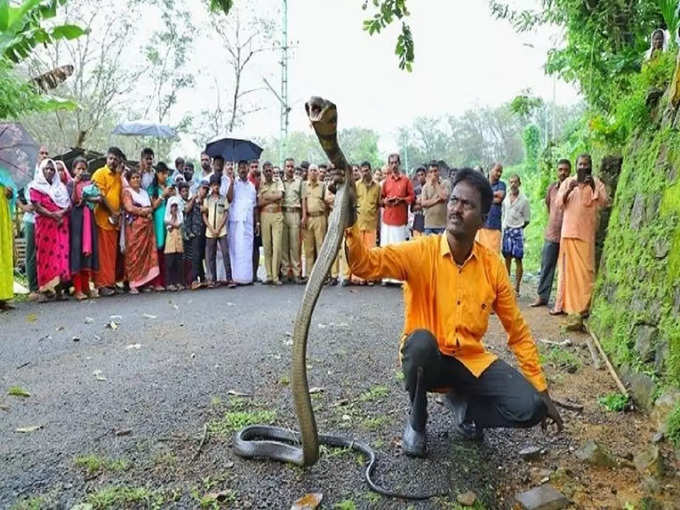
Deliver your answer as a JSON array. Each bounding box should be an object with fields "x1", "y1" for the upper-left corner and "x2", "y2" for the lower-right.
[
  {"x1": 302, "y1": 164, "x2": 330, "y2": 278},
  {"x1": 257, "y1": 162, "x2": 284, "y2": 285},
  {"x1": 281, "y1": 158, "x2": 305, "y2": 284}
]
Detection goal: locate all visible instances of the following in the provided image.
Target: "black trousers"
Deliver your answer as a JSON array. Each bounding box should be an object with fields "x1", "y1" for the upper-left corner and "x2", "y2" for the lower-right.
[
  {"x1": 164, "y1": 253, "x2": 184, "y2": 286},
  {"x1": 537, "y1": 240, "x2": 560, "y2": 303},
  {"x1": 190, "y1": 235, "x2": 206, "y2": 283},
  {"x1": 401, "y1": 330, "x2": 546, "y2": 429}
]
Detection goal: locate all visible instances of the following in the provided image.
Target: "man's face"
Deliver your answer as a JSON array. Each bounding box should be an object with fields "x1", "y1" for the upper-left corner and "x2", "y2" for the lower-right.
[
  {"x1": 576, "y1": 156, "x2": 591, "y2": 181},
  {"x1": 201, "y1": 155, "x2": 211, "y2": 171},
  {"x1": 285, "y1": 160, "x2": 295, "y2": 178},
  {"x1": 416, "y1": 170, "x2": 426, "y2": 185},
  {"x1": 509, "y1": 175, "x2": 520, "y2": 192},
  {"x1": 106, "y1": 153, "x2": 120, "y2": 170},
  {"x1": 184, "y1": 167, "x2": 194, "y2": 182},
  {"x1": 263, "y1": 165, "x2": 273, "y2": 181},
  {"x1": 309, "y1": 167, "x2": 319, "y2": 182},
  {"x1": 238, "y1": 163, "x2": 248, "y2": 180},
  {"x1": 447, "y1": 181, "x2": 484, "y2": 239},
  {"x1": 180, "y1": 187, "x2": 189, "y2": 200},
  {"x1": 249, "y1": 162, "x2": 259, "y2": 176},
  {"x1": 428, "y1": 166, "x2": 439, "y2": 182},
  {"x1": 388, "y1": 156, "x2": 400, "y2": 174},
  {"x1": 213, "y1": 159, "x2": 224, "y2": 173},
  {"x1": 374, "y1": 170, "x2": 383, "y2": 182},
  {"x1": 210, "y1": 183, "x2": 219, "y2": 195},
  {"x1": 490, "y1": 165, "x2": 502, "y2": 182},
  {"x1": 142, "y1": 154, "x2": 154, "y2": 170},
  {"x1": 352, "y1": 166, "x2": 361, "y2": 181},
  {"x1": 557, "y1": 163, "x2": 571, "y2": 182},
  {"x1": 319, "y1": 168, "x2": 326, "y2": 181},
  {"x1": 361, "y1": 165, "x2": 372, "y2": 180},
  {"x1": 176, "y1": 161, "x2": 184, "y2": 172},
  {"x1": 38, "y1": 146, "x2": 48, "y2": 162}
]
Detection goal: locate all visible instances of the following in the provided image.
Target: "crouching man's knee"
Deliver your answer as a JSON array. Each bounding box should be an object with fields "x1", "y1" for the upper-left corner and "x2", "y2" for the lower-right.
[{"x1": 400, "y1": 329, "x2": 440, "y2": 381}]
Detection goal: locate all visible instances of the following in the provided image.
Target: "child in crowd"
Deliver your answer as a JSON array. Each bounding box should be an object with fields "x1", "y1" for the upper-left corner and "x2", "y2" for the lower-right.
[
  {"x1": 184, "y1": 180, "x2": 208, "y2": 289},
  {"x1": 178, "y1": 182, "x2": 193, "y2": 287},
  {"x1": 202, "y1": 174, "x2": 233, "y2": 288},
  {"x1": 164, "y1": 196, "x2": 184, "y2": 291}
]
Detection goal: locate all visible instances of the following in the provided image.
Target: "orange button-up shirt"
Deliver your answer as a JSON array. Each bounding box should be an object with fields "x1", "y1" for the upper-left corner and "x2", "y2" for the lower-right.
[
  {"x1": 381, "y1": 173, "x2": 414, "y2": 226},
  {"x1": 345, "y1": 225, "x2": 547, "y2": 391},
  {"x1": 557, "y1": 176, "x2": 608, "y2": 242}
]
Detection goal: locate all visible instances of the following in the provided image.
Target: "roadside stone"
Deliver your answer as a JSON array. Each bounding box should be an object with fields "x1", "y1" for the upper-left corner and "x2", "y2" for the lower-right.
[
  {"x1": 456, "y1": 490, "x2": 477, "y2": 506},
  {"x1": 654, "y1": 340, "x2": 669, "y2": 374},
  {"x1": 651, "y1": 388, "x2": 680, "y2": 433},
  {"x1": 634, "y1": 445, "x2": 665, "y2": 479},
  {"x1": 515, "y1": 485, "x2": 569, "y2": 510},
  {"x1": 654, "y1": 238, "x2": 670, "y2": 259},
  {"x1": 634, "y1": 325, "x2": 658, "y2": 363},
  {"x1": 652, "y1": 431, "x2": 664, "y2": 443},
  {"x1": 519, "y1": 446, "x2": 543, "y2": 461},
  {"x1": 628, "y1": 372, "x2": 657, "y2": 412},
  {"x1": 574, "y1": 440, "x2": 617, "y2": 468},
  {"x1": 630, "y1": 193, "x2": 645, "y2": 230}
]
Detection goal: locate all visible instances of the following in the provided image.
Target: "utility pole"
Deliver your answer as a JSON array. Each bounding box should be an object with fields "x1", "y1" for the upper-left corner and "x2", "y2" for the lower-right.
[{"x1": 280, "y1": 0, "x2": 290, "y2": 165}]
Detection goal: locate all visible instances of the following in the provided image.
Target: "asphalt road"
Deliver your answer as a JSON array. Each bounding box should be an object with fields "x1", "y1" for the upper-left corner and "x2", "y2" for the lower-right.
[{"x1": 0, "y1": 282, "x2": 562, "y2": 509}]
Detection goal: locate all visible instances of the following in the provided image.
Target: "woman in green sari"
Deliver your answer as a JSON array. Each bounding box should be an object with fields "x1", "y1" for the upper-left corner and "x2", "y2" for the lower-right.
[{"x1": 0, "y1": 165, "x2": 18, "y2": 310}]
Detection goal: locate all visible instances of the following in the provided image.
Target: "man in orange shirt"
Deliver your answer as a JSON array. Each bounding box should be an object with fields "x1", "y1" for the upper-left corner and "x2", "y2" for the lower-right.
[{"x1": 339, "y1": 168, "x2": 562, "y2": 457}]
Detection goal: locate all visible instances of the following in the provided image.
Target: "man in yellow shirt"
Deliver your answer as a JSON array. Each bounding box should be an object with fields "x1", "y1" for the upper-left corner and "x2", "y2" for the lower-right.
[
  {"x1": 301, "y1": 164, "x2": 329, "y2": 279},
  {"x1": 339, "y1": 168, "x2": 563, "y2": 457},
  {"x1": 91, "y1": 147, "x2": 124, "y2": 296},
  {"x1": 258, "y1": 162, "x2": 285, "y2": 285}
]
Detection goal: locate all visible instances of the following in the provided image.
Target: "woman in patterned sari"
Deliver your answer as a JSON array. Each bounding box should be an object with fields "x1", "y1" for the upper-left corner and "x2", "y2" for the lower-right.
[
  {"x1": 30, "y1": 159, "x2": 71, "y2": 302},
  {"x1": 122, "y1": 168, "x2": 159, "y2": 294}
]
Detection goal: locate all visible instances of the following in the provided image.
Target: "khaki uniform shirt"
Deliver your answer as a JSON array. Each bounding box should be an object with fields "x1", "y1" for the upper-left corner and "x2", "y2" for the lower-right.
[
  {"x1": 258, "y1": 179, "x2": 284, "y2": 213},
  {"x1": 356, "y1": 179, "x2": 380, "y2": 231},
  {"x1": 282, "y1": 177, "x2": 303, "y2": 210},
  {"x1": 303, "y1": 181, "x2": 328, "y2": 216},
  {"x1": 203, "y1": 194, "x2": 229, "y2": 238},
  {"x1": 422, "y1": 179, "x2": 450, "y2": 229}
]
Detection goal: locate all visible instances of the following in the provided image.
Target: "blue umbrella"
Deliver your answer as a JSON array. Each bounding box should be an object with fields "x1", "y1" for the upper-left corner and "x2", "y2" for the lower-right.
[{"x1": 205, "y1": 137, "x2": 263, "y2": 162}]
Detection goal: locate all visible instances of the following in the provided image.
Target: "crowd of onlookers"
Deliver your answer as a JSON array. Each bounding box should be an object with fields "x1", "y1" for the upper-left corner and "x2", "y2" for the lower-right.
[{"x1": 0, "y1": 143, "x2": 607, "y2": 318}]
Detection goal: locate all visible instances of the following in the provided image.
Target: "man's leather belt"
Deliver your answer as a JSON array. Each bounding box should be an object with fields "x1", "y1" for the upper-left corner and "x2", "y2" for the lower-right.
[{"x1": 307, "y1": 211, "x2": 325, "y2": 217}]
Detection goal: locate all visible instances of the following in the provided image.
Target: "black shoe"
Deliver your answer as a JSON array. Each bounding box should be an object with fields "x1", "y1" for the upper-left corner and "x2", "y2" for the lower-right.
[
  {"x1": 402, "y1": 419, "x2": 426, "y2": 457},
  {"x1": 443, "y1": 391, "x2": 484, "y2": 441},
  {"x1": 294, "y1": 276, "x2": 306, "y2": 285},
  {"x1": 341, "y1": 279, "x2": 350, "y2": 287}
]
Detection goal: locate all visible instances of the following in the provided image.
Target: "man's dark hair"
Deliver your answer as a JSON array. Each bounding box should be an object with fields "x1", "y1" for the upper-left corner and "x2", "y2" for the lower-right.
[
  {"x1": 437, "y1": 160, "x2": 450, "y2": 171},
  {"x1": 209, "y1": 174, "x2": 221, "y2": 186},
  {"x1": 175, "y1": 156, "x2": 185, "y2": 166},
  {"x1": 428, "y1": 160, "x2": 439, "y2": 169},
  {"x1": 285, "y1": 158, "x2": 295, "y2": 166},
  {"x1": 141, "y1": 147, "x2": 154, "y2": 158},
  {"x1": 577, "y1": 153, "x2": 592, "y2": 166},
  {"x1": 200, "y1": 151, "x2": 209, "y2": 158},
  {"x1": 184, "y1": 161, "x2": 194, "y2": 170},
  {"x1": 318, "y1": 163, "x2": 328, "y2": 170},
  {"x1": 557, "y1": 158, "x2": 572, "y2": 168},
  {"x1": 107, "y1": 147, "x2": 125, "y2": 160},
  {"x1": 213, "y1": 155, "x2": 224, "y2": 162},
  {"x1": 300, "y1": 160, "x2": 310, "y2": 169},
  {"x1": 262, "y1": 160, "x2": 272, "y2": 168},
  {"x1": 249, "y1": 159, "x2": 259, "y2": 165},
  {"x1": 360, "y1": 161, "x2": 371, "y2": 169},
  {"x1": 178, "y1": 182, "x2": 190, "y2": 191},
  {"x1": 388, "y1": 153, "x2": 401, "y2": 164},
  {"x1": 238, "y1": 159, "x2": 248, "y2": 166},
  {"x1": 451, "y1": 167, "x2": 494, "y2": 217},
  {"x1": 415, "y1": 166, "x2": 426, "y2": 174}
]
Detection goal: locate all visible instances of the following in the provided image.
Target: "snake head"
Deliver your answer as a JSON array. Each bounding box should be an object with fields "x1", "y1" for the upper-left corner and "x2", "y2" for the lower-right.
[{"x1": 305, "y1": 97, "x2": 337, "y2": 132}]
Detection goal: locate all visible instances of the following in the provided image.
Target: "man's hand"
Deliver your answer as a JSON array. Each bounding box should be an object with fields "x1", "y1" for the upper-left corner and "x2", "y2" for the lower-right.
[
  {"x1": 583, "y1": 175, "x2": 595, "y2": 190},
  {"x1": 539, "y1": 389, "x2": 564, "y2": 433},
  {"x1": 301, "y1": 215, "x2": 307, "y2": 229}
]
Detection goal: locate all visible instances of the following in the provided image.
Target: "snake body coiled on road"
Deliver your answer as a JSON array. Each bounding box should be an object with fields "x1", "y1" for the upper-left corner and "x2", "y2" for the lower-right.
[{"x1": 233, "y1": 97, "x2": 443, "y2": 500}]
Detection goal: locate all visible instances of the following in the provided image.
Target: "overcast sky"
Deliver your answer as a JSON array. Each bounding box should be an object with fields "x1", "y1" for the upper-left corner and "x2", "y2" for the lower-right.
[{"x1": 169, "y1": 0, "x2": 580, "y2": 156}]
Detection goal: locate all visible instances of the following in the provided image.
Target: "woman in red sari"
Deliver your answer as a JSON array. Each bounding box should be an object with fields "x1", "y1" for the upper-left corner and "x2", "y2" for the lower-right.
[
  {"x1": 30, "y1": 159, "x2": 71, "y2": 302},
  {"x1": 122, "y1": 168, "x2": 159, "y2": 294}
]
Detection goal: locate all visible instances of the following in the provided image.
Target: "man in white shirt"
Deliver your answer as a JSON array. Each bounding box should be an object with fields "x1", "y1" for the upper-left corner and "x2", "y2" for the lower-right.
[{"x1": 501, "y1": 174, "x2": 531, "y2": 296}]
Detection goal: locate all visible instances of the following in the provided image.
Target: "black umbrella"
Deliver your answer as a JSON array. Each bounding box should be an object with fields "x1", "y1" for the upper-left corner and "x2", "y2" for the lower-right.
[
  {"x1": 205, "y1": 137, "x2": 263, "y2": 162},
  {"x1": 0, "y1": 123, "x2": 38, "y2": 189}
]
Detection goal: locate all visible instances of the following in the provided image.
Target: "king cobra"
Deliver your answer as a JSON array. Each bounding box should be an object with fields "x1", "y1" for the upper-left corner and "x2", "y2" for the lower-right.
[{"x1": 233, "y1": 97, "x2": 445, "y2": 500}]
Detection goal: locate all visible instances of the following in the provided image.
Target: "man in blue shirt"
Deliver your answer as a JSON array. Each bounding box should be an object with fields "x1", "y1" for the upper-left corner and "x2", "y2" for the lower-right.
[{"x1": 475, "y1": 162, "x2": 505, "y2": 253}]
